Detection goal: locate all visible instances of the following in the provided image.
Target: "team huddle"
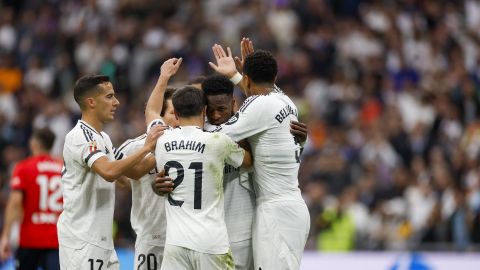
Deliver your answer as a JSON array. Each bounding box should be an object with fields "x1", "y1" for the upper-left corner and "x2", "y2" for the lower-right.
[{"x1": 2, "y1": 39, "x2": 310, "y2": 270}]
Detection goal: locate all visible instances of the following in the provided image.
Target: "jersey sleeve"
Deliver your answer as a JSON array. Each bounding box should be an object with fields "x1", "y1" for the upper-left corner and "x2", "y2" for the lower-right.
[
  {"x1": 82, "y1": 140, "x2": 106, "y2": 167},
  {"x1": 113, "y1": 147, "x2": 125, "y2": 160},
  {"x1": 222, "y1": 134, "x2": 245, "y2": 168},
  {"x1": 215, "y1": 95, "x2": 270, "y2": 142},
  {"x1": 10, "y1": 162, "x2": 25, "y2": 191},
  {"x1": 147, "y1": 118, "x2": 166, "y2": 133}
]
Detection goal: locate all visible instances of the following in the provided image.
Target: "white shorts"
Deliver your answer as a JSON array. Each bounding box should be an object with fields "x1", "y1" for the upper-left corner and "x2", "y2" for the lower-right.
[
  {"x1": 160, "y1": 244, "x2": 234, "y2": 270},
  {"x1": 253, "y1": 200, "x2": 310, "y2": 270},
  {"x1": 230, "y1": 239, "x2": 253, "y2": 270},
  {"x1": 134, "y1": 242, "x2": 164, "y2": 270},
  {"x1": 59, "y1": 243, "x2": 119, "y2": 270}
]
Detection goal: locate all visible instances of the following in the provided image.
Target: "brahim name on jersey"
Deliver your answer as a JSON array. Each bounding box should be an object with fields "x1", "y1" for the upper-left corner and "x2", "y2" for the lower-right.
[{"x1": 164, "y1": 140, "x2": 206, "y2": 153}]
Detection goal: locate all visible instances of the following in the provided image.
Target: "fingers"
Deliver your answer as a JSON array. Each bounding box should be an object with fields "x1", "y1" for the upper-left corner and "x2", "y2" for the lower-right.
[
  {"x1": 157, "y1": 169, "x2": 165, "y2": 177},
  {"x1": 212, "y1": 44, "x2": 227, "y2": 58},
  {"x1": 234, "y1": 57, "x2": 242, "y2": 68},
  {"x1": 227, "y1": 47, "x2": 232, "y2": 57},
  {"x1": 208, "y1": 62, "x2": 219, "y2": 71},
  {"x1": 152, "y1": 176, "x2": 174, "y2": 195},
  {"x1": 290, "y1": 120, "x2": 307, "y2": 129},
  {"x1": 174, "y1": 57, "x2": 183, "y2": 67},
  {"x1": 147, "y1": 125, "x2": 164, "y2": 141},
  {"x1": 212, "y1": 45, "x2": 221, "y2": 61}
]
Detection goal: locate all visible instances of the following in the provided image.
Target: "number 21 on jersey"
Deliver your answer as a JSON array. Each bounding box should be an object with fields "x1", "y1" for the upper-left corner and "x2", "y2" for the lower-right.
[{"x1": 164, "y1": 161, "x2": 203, "y2": 209}]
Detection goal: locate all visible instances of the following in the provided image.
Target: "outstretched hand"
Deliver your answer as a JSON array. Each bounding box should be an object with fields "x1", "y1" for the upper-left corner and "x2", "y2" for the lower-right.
[
  {"x1": 160, "y1": 58, "x2": 183, "y2": 78},
  {"x1": 209, "y1": 44, "x2": 238, "y2": 78},
  {"x1": 144, "y1": 125, "x2": 167, "y2": 152},
  {"x1": 234, "y1": 37, "x2": 254, "y2": 73}
]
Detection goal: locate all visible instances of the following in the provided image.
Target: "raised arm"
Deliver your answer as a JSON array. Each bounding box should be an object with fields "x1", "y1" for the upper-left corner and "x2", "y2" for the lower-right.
[
  {"x1": 209, "y1": 39, "x2": 254, "y2": 95},
  {"x1": 92, "y1": 125, "x2": 165, "y2": 181},
  {"x1": 0, "y1": 191, "x2": 23, "y2": 261},
  {"x1": 145, "y1": 58, "x2": 182, "y2": 126}
]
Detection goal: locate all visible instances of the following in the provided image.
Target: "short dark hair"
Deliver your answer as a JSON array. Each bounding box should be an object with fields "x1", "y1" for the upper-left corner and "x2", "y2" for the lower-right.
[
  {"x1": 172, "y1": 86, "x2": 206, "y2": 118},
  {"x1": 243, "y1": 50, "x2": 277, "y2": 84},
  {"x1": 160, "y1": 87, "x2": 176, "y2": 117},
  {"x1": 32, "y1": 127, "x2": 56, "y2": 151},
  {"x1": 73, "y1": 75, "x2": 110, "y2": 109},
  {"x1": 188, "y1": 76, "x2": 206, "y2": 87},
  {"x1": 202, "y1": 75, "x2": 234, "y2": 96}
]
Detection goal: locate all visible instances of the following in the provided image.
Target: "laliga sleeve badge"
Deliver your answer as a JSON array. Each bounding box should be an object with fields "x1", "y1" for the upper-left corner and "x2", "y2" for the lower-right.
[{"x1": 89, "y1": 141, "x2": 98, "y2": 153}]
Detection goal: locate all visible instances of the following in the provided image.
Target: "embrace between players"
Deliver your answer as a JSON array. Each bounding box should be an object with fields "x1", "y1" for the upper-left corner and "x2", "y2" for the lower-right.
[{"x1": 59, "y1": 39, "x2": 310, "y2": 270}]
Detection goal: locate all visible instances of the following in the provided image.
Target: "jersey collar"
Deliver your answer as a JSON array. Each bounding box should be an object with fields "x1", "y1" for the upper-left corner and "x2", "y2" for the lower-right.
[{"x1": 79, "y1": 120, "x2": 101, "y2": 135}]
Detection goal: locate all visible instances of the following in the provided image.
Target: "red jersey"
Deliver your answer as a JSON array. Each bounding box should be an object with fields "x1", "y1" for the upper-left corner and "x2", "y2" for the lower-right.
[{"x1": 10, "y1": 154, "x2": 63, "y2": 248}]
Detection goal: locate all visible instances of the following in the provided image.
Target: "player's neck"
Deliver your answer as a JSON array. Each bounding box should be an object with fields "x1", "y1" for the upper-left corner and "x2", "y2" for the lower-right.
[
  {"x1": 81, "y1": 113, "x2": 103, "y2": 133},
  {"x1": 250, "y1": 83, "x2": 274, "y2": 96},
  {"x1": 32, "y1": 148, "x2": 49, "y2": 157},
  {"x1": 178, "y1": 116, "x2": 204, "y2": 129}
]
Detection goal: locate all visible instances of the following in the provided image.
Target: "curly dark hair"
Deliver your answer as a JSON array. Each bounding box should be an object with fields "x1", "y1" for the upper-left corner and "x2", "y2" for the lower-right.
[
  {"x1": 202, "y1": 75, "x2": 234, "y2": 96},
  {"x1": 243, "y1": 50, "x2": 277, "y2": 84}
]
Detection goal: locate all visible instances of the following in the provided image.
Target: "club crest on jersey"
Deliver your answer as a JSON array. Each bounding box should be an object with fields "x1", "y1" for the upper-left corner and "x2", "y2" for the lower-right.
[
  {"x1": 225, "y1": 112, "x2": 239, "y2": 125},
  {"x1": 89, "y1": 141, "x2": 98, "y2": 153}
]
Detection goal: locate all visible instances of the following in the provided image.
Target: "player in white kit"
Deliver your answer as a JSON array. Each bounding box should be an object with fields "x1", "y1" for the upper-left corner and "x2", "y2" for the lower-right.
[
  {"x1": 154, "y1": 86, "x2": 253, "y2": 270},
  {"x1": 58, "y1": 75, "x2": 164, "y2": 269},
  {"x1": 119, "y1": 58, "x2": 182, "y2": 270},
  {"x1": 209, "y1": 47, "x2": 310, "y2": 270},
  {"x1": 201, "y1": 75, "x2": 256, "y2": 270}
]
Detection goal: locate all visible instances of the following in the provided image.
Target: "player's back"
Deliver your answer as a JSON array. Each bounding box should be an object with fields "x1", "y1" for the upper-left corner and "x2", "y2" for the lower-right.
[
  {"x1": 10, "y1": 154, "x2": 63, "y2": 248},
  {"x1": 155, "y1": 126, "x2": 245, "y2": 254},
  {"x1": 220, "y1": 89, "x2": 302, "y2": 202}
]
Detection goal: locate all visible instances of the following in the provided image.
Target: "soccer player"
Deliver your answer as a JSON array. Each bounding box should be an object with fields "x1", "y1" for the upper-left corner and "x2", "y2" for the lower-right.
[
  {"x1": 209, "y1": 46, "x2": 310, "y2": 270},
  {"x1": 0, "y1": 128, "x2": 62, "y2": 270},
  {"x1": 202, "y1": 75, "x2": 256, "y2": 270},
  {"x1": 155, "y1": 86, "x2": 252, "y2": 270},
  {"x1": 118, "y1": 58, "x2": 182, "y2": 270},
  {"x1": 58, "y1": 75, "x2": 164, "y2": 269}
]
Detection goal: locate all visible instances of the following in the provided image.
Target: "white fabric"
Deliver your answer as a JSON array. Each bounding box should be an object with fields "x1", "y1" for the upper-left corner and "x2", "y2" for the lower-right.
[
  {"x1": 118, "y1": 134, "x2": 167, "y2": 249},
  {"x1": 253, "y1": 200, "x2": 310, "y2": 270},
  {"x1": 160, "y1": 244, "x2": 234, "y2": 270},
  {"x1": 58, "y1": 120, "x2": 123, "y2": 250},
  {"x1": 59, "y1": 242, "x2": 119, "y2": 270},
  {"x1": 155, "y1": 126, "x2": 245, "y2": 254},
  {"x1": 216, "y1": 87, "x2": 303, "y2": 202},
  {"x1": 133, "y1": 241, "x2": 164, "y2": 270},
  {"x1": 204, "y1": 122, "x2": 255, "y2": 243},
  {"x1": 230, "y1": 238, "x2": 253, "y2": 270}
]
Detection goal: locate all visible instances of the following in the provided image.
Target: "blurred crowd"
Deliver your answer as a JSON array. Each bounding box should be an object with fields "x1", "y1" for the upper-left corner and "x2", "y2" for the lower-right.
[{"x1": 1, "y1": 0, "x2": 480, "y2": 252}]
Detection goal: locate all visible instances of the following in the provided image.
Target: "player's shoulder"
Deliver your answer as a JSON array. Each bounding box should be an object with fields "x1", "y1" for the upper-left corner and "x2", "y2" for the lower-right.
[
  {"x1": 66, "y1": 121, "x2": 98, "y2": 145},
  {"x1": 118, "y1": 133, "x2": 147, "y2": 153}
]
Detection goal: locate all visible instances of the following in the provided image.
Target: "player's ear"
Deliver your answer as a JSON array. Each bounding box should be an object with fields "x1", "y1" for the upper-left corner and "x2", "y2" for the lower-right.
[
  {"x1": 231, "y1": 98, "x2": 236, "y2": 112},
  {"x1": 173, "y1": 110, "x2": 179, "y2": 120},
  {"x1": 244, "y1": 75, "x2": 252, "y2": 93},
  {"x1": 85, "y1": 97, "x2": 95, "y2": 109}
]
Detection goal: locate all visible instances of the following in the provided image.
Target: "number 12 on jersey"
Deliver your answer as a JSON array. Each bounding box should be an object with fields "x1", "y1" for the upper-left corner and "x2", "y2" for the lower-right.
[{"x1": 164, "y1": 161, "x2": 203, "y2": 209}]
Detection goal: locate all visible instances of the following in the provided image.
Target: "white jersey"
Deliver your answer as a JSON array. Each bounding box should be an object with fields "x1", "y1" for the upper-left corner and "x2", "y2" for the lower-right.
[
  {"x1": 204, "y1": 122, "x2": 255, "y2": 243},
  {"x1": 118, "y1": 134, "x2": 166, "y2": 248},
  {"x1": 154, "y1": 126, "x2": 245, "y2": 254},
  {"x1": 215, "y1": 86, "x2": 303, "y2": 202},
  {"x1": 58, "y1": 120, "x2": 124, "y2": 249}
]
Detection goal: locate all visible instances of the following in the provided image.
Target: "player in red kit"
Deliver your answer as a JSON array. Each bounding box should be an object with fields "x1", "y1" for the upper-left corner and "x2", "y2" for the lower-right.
[{"x1": 0, "y1": 127, "x2": 62, "y2": 270}]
